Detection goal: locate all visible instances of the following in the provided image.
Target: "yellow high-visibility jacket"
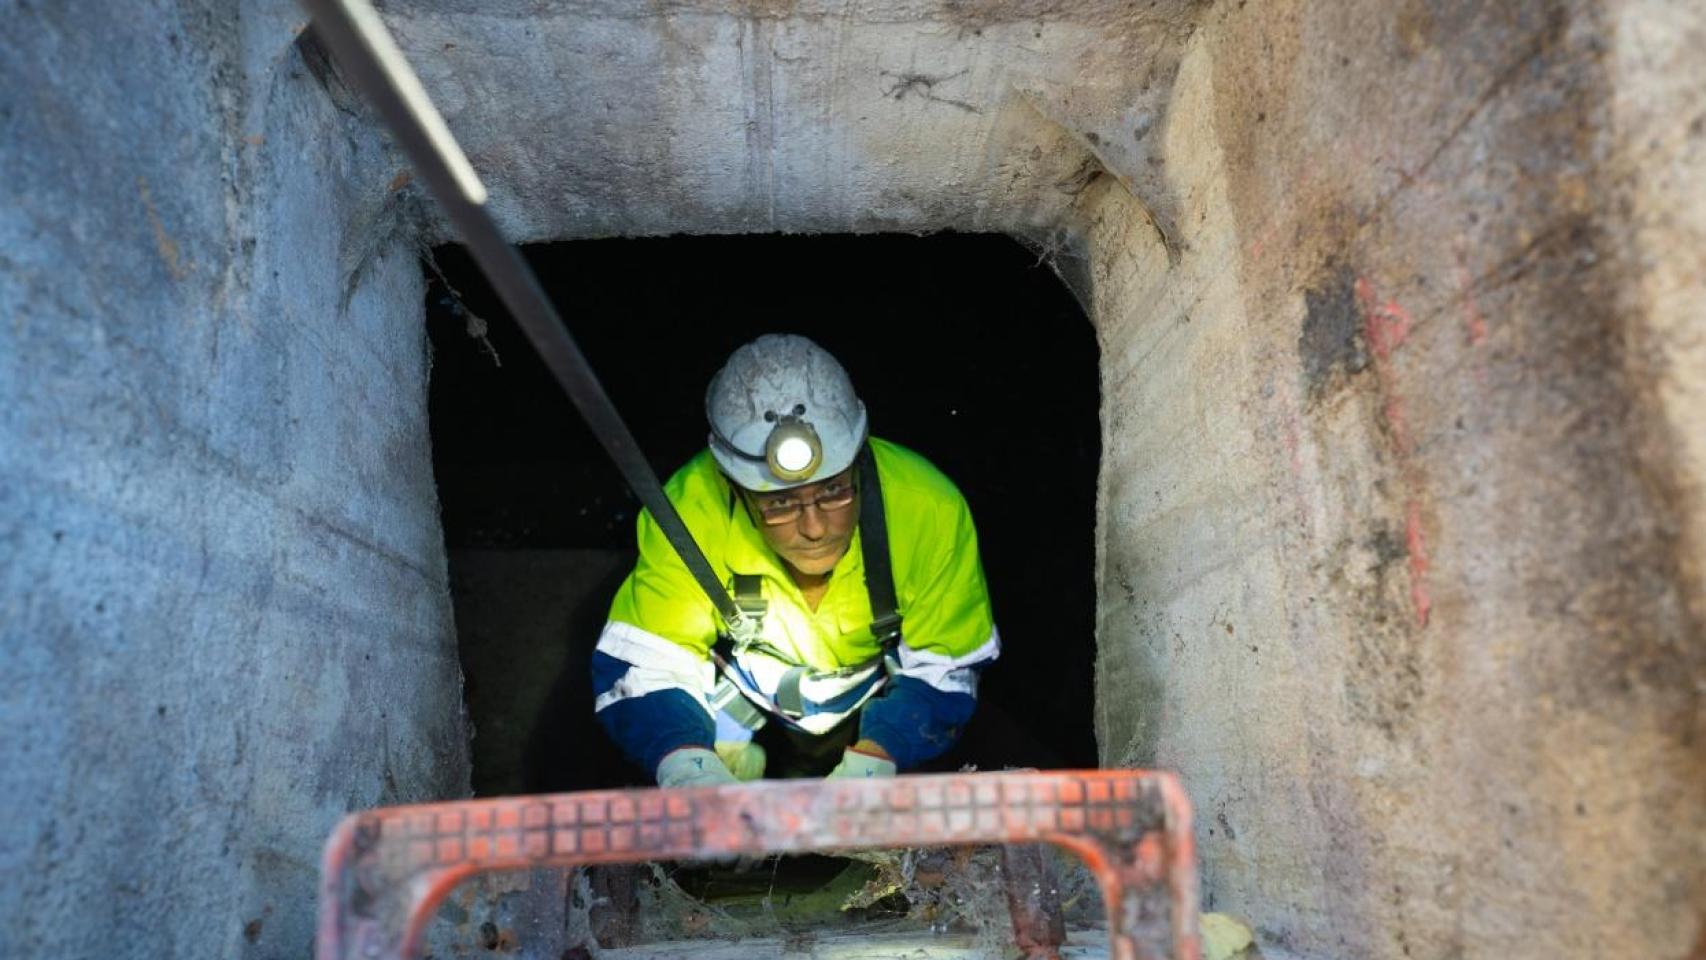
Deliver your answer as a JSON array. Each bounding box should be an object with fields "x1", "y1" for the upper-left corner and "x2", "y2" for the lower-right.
[{"x1": 591, "y1": 437, "x2": 998, "y2": 772}]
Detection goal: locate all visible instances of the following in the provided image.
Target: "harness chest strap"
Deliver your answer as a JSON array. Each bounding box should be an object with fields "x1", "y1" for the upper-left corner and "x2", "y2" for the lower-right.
[{"x1": 855, "y1": 442, "x2": 902, "y2": 648}]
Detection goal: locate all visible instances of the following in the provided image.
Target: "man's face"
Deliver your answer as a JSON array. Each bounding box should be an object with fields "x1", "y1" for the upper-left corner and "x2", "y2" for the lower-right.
[{"x1": 743, "y1": 468, "x2": 858, "y2": 577}]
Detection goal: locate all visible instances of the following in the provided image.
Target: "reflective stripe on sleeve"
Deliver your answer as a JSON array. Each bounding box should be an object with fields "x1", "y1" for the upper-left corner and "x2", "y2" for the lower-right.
[
  {"x1": 895, "y1": 627, "x2": 1000, "y2": 695},
  {"x1": 593, "y1": 621, "x2": 717, "y2": 715}
]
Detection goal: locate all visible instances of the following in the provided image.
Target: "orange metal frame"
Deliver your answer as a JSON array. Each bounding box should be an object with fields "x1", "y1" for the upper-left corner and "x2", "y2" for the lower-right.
[{"x1": 316, "y1": 770, "x2": 1199, "y2": 960}]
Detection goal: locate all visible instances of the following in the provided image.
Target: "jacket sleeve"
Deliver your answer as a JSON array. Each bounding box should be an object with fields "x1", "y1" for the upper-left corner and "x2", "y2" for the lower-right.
[
  {"x1": 591, "y1": 623, "x2": 716, "y2": 775},
  {"x1": 858, "y1": 487, "x2": 999, "y2": 769},
  {"x1": 592, "y1": 471, "x2": 725, "y2": 775}
]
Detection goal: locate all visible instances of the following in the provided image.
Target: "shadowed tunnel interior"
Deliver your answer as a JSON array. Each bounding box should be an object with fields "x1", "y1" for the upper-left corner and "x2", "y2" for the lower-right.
[{"x1": 425, "y1": 233, "x2": 1100, "y2": 795}]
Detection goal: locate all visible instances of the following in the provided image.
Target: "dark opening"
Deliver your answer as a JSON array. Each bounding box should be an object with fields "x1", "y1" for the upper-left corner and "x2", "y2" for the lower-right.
[{"x1": 425, "y1": 234, "x2": 1099, "y2": 797}]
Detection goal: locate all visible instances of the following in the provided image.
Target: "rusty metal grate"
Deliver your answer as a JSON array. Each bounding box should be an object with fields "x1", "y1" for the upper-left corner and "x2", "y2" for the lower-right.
[{"x1": 316, "y1": 770, "x2": 1199, "y2": 960}]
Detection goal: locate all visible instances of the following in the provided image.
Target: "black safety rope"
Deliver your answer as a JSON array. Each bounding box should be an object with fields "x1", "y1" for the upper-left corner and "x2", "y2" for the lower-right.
[{"x1": 298, "y1": 0, "x2": 743, "y2": 627}]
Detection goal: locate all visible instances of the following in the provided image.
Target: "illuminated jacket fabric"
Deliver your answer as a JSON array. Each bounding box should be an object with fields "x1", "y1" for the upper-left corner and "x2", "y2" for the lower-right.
[{"x1": 591, "y1": 437, "x2": 999, "y2": 773}]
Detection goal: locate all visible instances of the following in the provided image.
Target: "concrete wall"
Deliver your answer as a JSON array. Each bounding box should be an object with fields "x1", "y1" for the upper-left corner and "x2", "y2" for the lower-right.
[
  {"x1": 0, "y1": 2, "x2": 469, "y2": 957},
  {"x1": 1086, "y1": 1, "x2": 1705, "y2": 957},
  {"x1": 3, "y1": 0, "x2": 1701, "y2": 958},
  {"x1": 381, "y1": 0, "x2": 1201, "y2": 256}
]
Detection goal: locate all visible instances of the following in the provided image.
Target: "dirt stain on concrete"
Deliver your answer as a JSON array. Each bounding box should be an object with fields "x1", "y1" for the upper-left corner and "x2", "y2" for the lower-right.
[{"x1": 1298, "y1": 264, "x2": 1369, "y2": 399}]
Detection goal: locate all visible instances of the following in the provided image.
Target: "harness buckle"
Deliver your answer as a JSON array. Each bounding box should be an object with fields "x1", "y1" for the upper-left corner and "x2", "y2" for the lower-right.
[
  {"x1": 724, "y1": 612, "x2": 766, "y2": 651},
  {"x1": 870, "y1": 612, "x2": 903, "y2": 648},
  {"x1": 710, "y1": 678, "x2": 769, "y2": 731}
]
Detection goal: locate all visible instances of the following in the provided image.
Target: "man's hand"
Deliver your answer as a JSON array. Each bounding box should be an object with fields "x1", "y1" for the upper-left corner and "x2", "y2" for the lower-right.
[
  {"x1": 656, "y1": 746, "x2": 738, "y2": 787},
  {"x1": 828, "y1": 739, "x2": 898, "y2": 779}
]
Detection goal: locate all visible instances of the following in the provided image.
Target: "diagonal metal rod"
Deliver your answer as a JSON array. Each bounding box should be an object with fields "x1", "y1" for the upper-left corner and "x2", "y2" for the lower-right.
[{"x1": 297, "y1": 0, "x2": 741, "y2": 627}]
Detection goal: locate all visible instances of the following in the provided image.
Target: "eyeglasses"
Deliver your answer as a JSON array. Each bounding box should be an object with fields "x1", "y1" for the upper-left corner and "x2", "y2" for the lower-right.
[{"x1": 747, "y1": 472, "x2": 857, "y2": 526}]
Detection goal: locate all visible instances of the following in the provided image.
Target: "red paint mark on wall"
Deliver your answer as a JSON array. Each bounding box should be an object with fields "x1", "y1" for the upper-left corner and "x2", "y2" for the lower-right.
[
  {"x1": 1355, "y1": 277, "x2": 1415, "y2": 361},
  {"x1": 1405, "y1": 498, "x2": 1431, "y2": 628},
  {"x1": 1356, "y1": 277, "x2": 1418, "y2": 454},
  {"x1": 1358, "y1": 275, "x2": 1431, "y2": 629}
]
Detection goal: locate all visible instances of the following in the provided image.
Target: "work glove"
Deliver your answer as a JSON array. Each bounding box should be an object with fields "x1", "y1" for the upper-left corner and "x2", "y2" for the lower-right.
[
  {"x1": 714, "y1": 740, "x2": 767, "y2": 781},
  {"x1": 655, "y1": 747, "x2": 738, "y2": 788},
  {"x1": 827, "y1": 745, "x2": 897, "y2": 779}
]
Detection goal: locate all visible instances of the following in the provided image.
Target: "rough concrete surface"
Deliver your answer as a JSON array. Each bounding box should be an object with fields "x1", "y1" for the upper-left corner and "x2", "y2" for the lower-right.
[
  {"x1": 1086, "y1": 1, "x2": 1706, "y2": 958},
  {"x1": 1, "y1": 2, "x2": 468, "y2": 957},
  {"x1": 3, "y1": 0, "x2": 1702, "y2": 958},
  {"x1": 380, "y1": 0, "x2": 1203, "y2": 252}
]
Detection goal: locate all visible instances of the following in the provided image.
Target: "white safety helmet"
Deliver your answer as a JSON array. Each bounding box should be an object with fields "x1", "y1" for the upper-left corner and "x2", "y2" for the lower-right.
[{"x1": 706, "y1": 334, "x2": 869, "y2": 492}]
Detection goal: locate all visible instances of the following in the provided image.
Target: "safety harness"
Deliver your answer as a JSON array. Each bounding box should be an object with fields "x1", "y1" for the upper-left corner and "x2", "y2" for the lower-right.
[{"x1": 709, "y1": 442, "x2": 902, "y2": 731}]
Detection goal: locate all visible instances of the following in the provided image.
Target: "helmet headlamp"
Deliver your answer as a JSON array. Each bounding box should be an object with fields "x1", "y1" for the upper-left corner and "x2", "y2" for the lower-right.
[{"x1": 765, "y1": 417, "x2": 823, "y2": 483}]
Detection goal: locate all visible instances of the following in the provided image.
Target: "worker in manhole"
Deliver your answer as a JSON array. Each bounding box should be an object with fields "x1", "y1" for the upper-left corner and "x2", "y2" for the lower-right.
[{"x1": 592, "y1": 333, "x2": 999, "y2": 786}]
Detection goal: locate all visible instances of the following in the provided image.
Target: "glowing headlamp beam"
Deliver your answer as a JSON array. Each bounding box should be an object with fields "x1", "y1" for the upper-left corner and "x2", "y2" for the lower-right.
[
  {"x1": 775, "y1": 437, "x2": 814, "y2": 472},
  {"x1": 765, "y1": 420, "x2": 823, "y2": 482}
]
